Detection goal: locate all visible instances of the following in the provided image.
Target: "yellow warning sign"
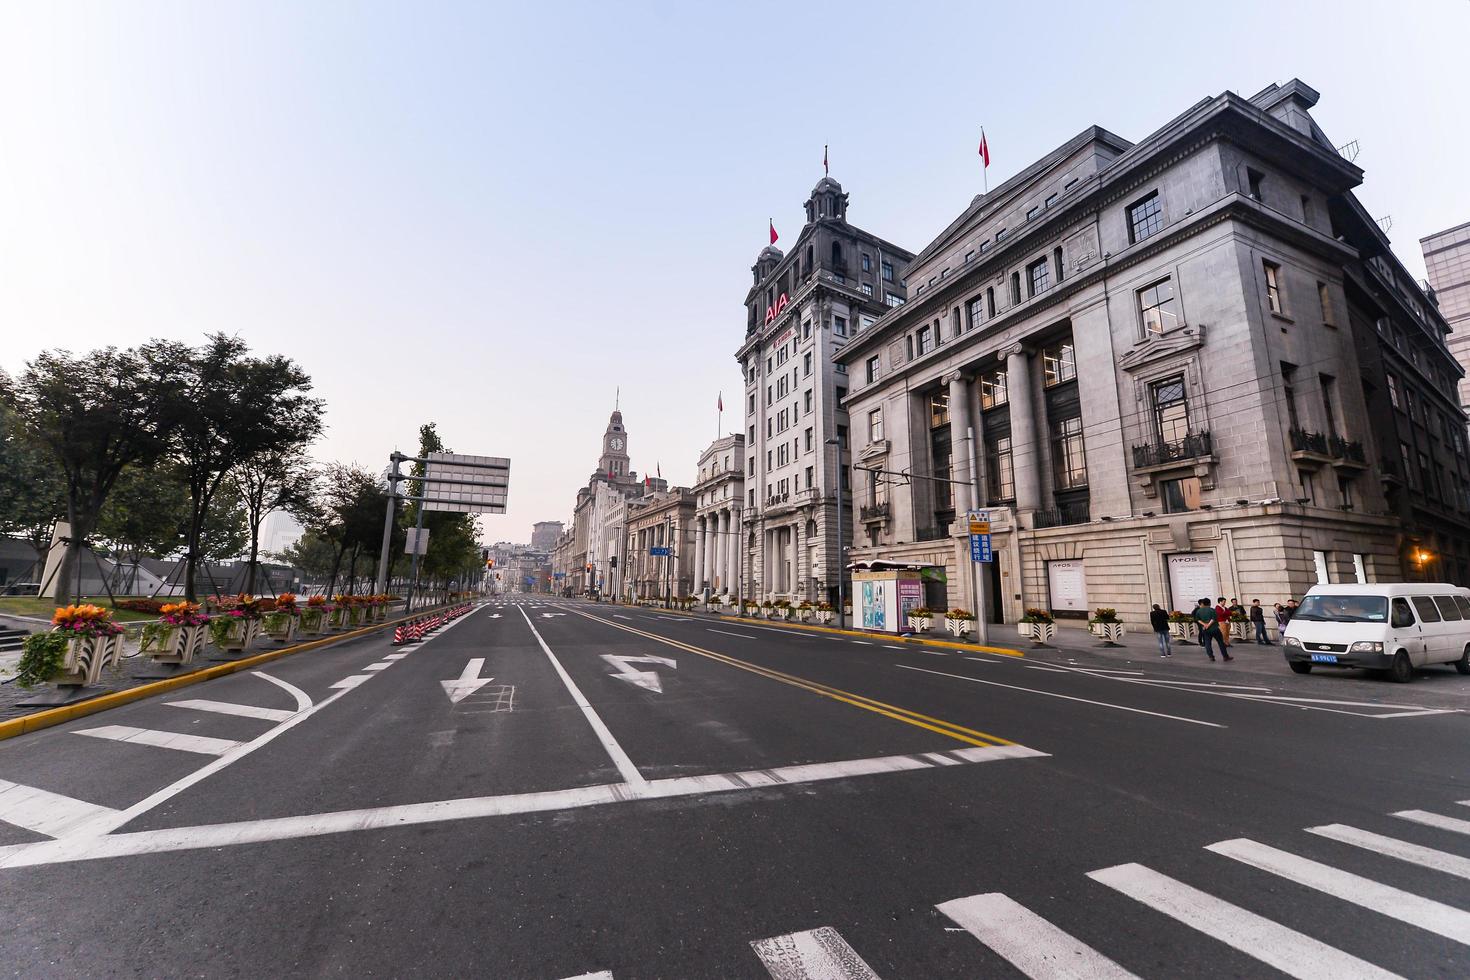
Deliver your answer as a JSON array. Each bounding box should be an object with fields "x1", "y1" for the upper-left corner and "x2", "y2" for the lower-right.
[{"x1": 968, "y1": 520, "x2": 990, "y2": 534}]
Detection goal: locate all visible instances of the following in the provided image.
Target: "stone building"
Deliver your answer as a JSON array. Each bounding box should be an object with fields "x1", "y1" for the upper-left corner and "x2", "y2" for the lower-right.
[
  {"x1": 737, "y1": 177, "x2": 913, "y2": 604},
  {"x1": 531, "y1": 521, "x2": 564, "y2": 553},
  {"x1": 1421, "y1": 220, "x2": 1470, "y2": 411},
  {"x1": 692, "y1": 434, "x2": 745, "y2": 597},
  {"x1": 625, "y1": 489, "x2": 696, "y2": 601},
  {"x1": 838, "y1": 79, "x2": 1463, "y2": 630}
]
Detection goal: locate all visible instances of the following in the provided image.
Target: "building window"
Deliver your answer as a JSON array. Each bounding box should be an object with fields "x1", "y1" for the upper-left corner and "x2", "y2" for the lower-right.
[
  {"x1": 748, "y1": 393, "x2": 755, "y2": 415},
  {"x1": 1318, "y1": 282, "x2": 1335, "y2": 326},
  {"x1": 1027, "y1": 257, "x2": 1050, "y2": 297},
  {"x1": 862, "y1": 283, "x2": 874, "y2": 297},
  {"x1": 930, "y1": 390, "x2": 949, "y2": 428},
  {"x1": 964, "y1": 250, "x2": 975, "y2": 264},
  {"x1": 1160, "y1": 476, "x2": 1201, "y2": 513},
  {"x1": 1045, "y1": 193, "x2": 1058, "y2": 209},
  {"x1": 834, "y1": 315, "x2": 848, "y2": 337},
  {"x1": 1010, "y1": 272, "x2": 1021, "y2": 306},
  {"x1": 803, "y1": 389, "x2": 813, "y2": 413},
  {"x1": 1051, "y1": 416, "x2": 1088, "y2": 489},
  {"x1": 916, "y1": 325, "x2": 934, "y2": 356},
  {"x1": 865, "y1": 356, "x2": 879, "y2": 385},
  {"x1": 1247, "y1": 167, "x2": 1265, "y2": 201},
  {"x1": 868, "y1": 408, "x2": 884, "y2": 443},
  {"x1": 1128, "y1": 192, "x2": 1164, "y2": 243},
  {"x1": 748, "y1": 456, "x2": 755, "y2": 475},
  {"x1": 986, "y1": 437, "x2": 1015, "y2": 501},
  {"x1": 885, "y1": 293, "x2": 904, "y2": 307},
  {"x1": 986, "y1": 287, "x2": 996, "y2": 317},
  {"x1": 1319, "y1": 374, "x2": 1338, "y2": 438},
  {"x1": 861, "y1": 253, "x2": 871, "y2": 272},
  {"x1": 996, "y1": 227, "x2": 1008, "y2": 241},
  {"x1": 980, "y1": 240, "x2": 992, "y2": 254},
  {"x1": 980, "y1": 367, "x2": 1008, "y2": 409},
  {"x1": 1401, "y1": 442, "x2": 1414, "y2": 488},
  {"x1": 802, "y1": 319, "x2": 811, "y2": 339},
  {"x1": 1339, "y1": 476, "x2": 1355, "y2": 509},
  {"x1": 803, "y1": 352, "x2": 813, "y2": 376},
  {"x1": 805, "y1": 465, "x2": 814, "y2": 488},
  {"x1": 1263, "y1": 261, "x2": 1283, "y2": 314},
  {"x1": 967, "y1": 296, "x2": 984, "y2": 330},
  {"x1": 1053, "y1": 247, "x2": 1064, "y2": 283},
  {"x1": 1152, "y1": 375, "x2": 1190, "y2": 444},
  {"x1": 1281, "y1": 362, "x2": 1300, "y2": 431},
  {"x1": 881, "y1": 260, "x2": 894, "y2": 282},
  {"x1": 804, "y1": 427, "x2": 813, "y2": 452},
  {"x1": 1301, "y1": 194, "x2": 1313, "y2": 223},
  {"x1": 1138, "y1": 278, "x2": 1179, "y2": 335},
  {"x1": 1026, "y1": 206, "x2": 1039, "y2": 222},
  {"x1": 1043, "y1": 341, "x2": 1076, "y2": 387},
  {"x1": 837, "y1": 424, "x2": 847, "y2": 449}
]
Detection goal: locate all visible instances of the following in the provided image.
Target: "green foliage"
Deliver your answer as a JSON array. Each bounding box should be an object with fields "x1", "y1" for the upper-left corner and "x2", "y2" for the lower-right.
[
  {"x1": 207, "y1": 616, "x2": 238, "y2": 648},
  {"x1": 14, "y1": 631, "x2": 70, "y2": 688},
  {"x1": 0, "y1": 404, "x2": 67, "y2": 549},
  {"x1": 406, "y1": 423, "x2": 483, "y2": 587},
  {"x1": 237, "y1": 446, "x2": 318, "y2": 592},
  {"x1": 271, "y1": 530, "x2": 339, "y2": 580},
  {"x1": 197, "y1": 477, "x2": 250, "y2": 562},
  {"x1": 138, "y1": 621, "x2": 174, "y2": 653},
  {"x1": 95, "y1": 464, "x2": 191, "y2": 559}
]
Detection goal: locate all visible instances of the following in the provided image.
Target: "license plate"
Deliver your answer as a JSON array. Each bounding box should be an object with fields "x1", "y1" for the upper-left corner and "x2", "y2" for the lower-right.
[{"x1": 1310, "y1": 653, "x2": 1339, "y2": 664}]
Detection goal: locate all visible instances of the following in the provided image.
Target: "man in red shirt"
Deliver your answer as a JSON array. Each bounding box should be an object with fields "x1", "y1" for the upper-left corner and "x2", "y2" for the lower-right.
[{"x1": 1214, "y1": 597, "x2": 1235, "y2": 660}]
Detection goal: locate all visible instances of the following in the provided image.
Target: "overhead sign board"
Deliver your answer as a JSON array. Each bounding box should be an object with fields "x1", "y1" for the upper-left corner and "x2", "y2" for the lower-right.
[
  {"x1": 405, "y1": 527, "x2": 430, "y2": 555},
  {"x1": 422, "y1": 453, "x2": 510, "y2": 514}
]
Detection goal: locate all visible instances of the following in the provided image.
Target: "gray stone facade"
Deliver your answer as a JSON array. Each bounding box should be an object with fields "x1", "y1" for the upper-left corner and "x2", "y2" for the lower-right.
[
  {"x1": 736, "y1": 178, "x2": 913, "y2": 604},
  {"x1": 838, "y1": 79, "x2": 1467, "y2": 631},
  {"x1": 692, "y1": 434, "x2": 744, "y2": 597}
]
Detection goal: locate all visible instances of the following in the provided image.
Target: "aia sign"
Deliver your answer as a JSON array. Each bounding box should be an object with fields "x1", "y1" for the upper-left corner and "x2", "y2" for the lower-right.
[{"x1": 764, "y1": 292, "x2": 789, "y2": 325}]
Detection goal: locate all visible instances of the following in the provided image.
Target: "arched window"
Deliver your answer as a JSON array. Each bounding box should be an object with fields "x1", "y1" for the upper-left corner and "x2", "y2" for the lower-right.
[{"x1": 1010, "y1": 272, "x2": 1021, "y2": 306}]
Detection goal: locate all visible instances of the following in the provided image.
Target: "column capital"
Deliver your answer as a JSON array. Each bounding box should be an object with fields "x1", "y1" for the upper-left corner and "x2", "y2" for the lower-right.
[
  {"x1": 941, "y1": 369, "x2": 968, "y2": 387},
  {"x1": 1000, "y1": 342, "x2": 1026, "y2": 360}
]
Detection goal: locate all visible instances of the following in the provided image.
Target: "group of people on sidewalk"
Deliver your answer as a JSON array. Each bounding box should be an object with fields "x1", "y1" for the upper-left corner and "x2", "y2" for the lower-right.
[{"x1": 1148, "y1": 596, "x2": 1302, "y2": 661}]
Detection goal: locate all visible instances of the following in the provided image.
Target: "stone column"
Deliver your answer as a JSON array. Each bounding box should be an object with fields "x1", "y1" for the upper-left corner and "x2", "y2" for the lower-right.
[
  {"x1": 788, "y1": 524, "x2": 800, "y2": 597},
  {"x1": 1005, "y1": 344, "x2": 1042, "y2": 514},
  {"x1": 693, "y1": 517, "x2": 706, "y2": 592},
  {"x1": 944, "y1": 370, "x2": 975, "y2": 514},
  {"x1": 710, "y1": 512, "x2": 723, "y2": 592}
]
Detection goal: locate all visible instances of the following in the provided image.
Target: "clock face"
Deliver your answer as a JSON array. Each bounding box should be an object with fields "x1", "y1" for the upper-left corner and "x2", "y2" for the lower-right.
[{"x1": 610, "y1": 437, "x2": 624, "y2": 450}]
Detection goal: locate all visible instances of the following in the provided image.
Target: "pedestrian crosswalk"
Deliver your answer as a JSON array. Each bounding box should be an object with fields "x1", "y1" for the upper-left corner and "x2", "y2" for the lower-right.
[{"x1": 559, "y1": 799, "x2": 1470, "y2": 979}]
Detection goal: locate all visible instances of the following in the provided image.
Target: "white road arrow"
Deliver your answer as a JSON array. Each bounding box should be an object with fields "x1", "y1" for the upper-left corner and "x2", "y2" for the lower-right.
[
  {"x1": 540, "y1": 612, "x2": 566, "y2": 618},
  {"x1": 488, "y1": 613, "x2": 502, "y2": 619},
  {"x1": 441, "y1": 658, "x2": 494, "y2": 704},
  {"x1": 600, "y1": 654, "x2": 677, "y2": 693}
]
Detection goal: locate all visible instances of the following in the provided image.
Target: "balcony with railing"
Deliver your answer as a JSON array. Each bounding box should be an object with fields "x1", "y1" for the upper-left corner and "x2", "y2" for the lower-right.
[
  {"x1": 1288, "y1": 427, "x2": 1334, "y2": 467},
  {"x1": 1032, "y1": 499, "x2": 1091, "y2": 529},
  {"x1": 1131, "y1": 430, "x2": 1213, "y2": 471},
  {"x1": 1328, "y1": 435, "x2": 1368, "y2": 470},
  {"x1": 859, "y1": 502, "x2": 891, "y2": 523}
]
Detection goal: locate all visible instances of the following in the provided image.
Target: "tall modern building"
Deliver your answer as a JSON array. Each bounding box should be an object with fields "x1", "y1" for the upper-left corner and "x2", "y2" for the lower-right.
[
  {"x1": 738, "y1": 177, "x2": 913, "y2": 604},
  {"x1": 839, "y1": 78, "x2": 1470, "y2": 628},
  {"x1": 1421, "y1": 220, "x2": 1470, "y2": 409}
]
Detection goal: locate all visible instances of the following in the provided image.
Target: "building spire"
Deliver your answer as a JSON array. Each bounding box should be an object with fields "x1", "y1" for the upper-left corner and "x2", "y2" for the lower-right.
[{"x1": 615, "y1": 386, "x2": 620, "y2": 411}]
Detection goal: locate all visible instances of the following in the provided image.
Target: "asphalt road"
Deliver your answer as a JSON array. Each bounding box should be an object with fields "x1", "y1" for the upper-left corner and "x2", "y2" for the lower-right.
[{"x1": 0, "y1": 596, "x2": 1467, "y2": 978}]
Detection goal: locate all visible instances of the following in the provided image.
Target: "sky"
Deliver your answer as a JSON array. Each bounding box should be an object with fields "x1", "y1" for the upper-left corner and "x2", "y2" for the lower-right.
[{"x1": 3, "y1": 0, "x2": 1468, "y2": 545}]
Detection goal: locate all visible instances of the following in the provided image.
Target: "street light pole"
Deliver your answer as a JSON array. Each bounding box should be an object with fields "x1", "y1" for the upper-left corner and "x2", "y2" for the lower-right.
[{"x1": 825, "y1": 437, "x2": 846, "y2": 630}]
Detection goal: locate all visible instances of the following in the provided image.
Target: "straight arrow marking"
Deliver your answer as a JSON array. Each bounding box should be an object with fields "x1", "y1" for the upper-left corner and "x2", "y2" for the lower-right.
[
  {"x1": 441, "y1": 658, "x2": 494, "y2": 704},
  {"x1": 600, "y1": 654, "x2": 676, "y2": 693}
]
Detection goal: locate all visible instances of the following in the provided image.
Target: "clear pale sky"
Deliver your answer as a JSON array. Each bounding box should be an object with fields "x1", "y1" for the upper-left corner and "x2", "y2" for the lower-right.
[{"x1": 3, "y1": 1, "x2": 1467, "y2": 545}]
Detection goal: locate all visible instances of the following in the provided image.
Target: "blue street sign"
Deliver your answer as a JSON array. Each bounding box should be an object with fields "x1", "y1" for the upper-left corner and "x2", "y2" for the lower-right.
[
  {"x1": 969, "y1": 533, "x2": 992, "y2": 563},
  {"x1": 650, "y1": 546, "x2": 671, "y2": 557}
]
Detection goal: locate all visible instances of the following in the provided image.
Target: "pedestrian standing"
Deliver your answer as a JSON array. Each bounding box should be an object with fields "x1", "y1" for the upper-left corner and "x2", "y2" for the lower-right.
[
  {"x1": 1274, "y1": 602, "x2": 1289, "y2": 634},
  {"x1": 1193, "y1": 598, "x2": 1232, "y2": 661},
  {"x1": 1250, "y1": 599, "x2": 1270, "y2": 644},
  {"x1": 1150, "y1": 603, "x2": 1172, "y2": 658},
  {"x1": 1215, "y1": 597, "x2": 1233, "y2": 647},
  {"x1": 1285, "y1": 598, "x2": 1299, "y2": 622}
]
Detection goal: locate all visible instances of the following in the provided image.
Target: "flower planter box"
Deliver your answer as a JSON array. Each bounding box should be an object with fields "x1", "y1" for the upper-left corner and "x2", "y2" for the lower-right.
[
  {"x1": 816, "y1": 610, "x2": 834, "y2": 625},
  {"x1": 261, "y1": 612, "x2": 298, "y2": 645},
  {"x1": 907, "y1": 616, "x2": 933, "y2": 634},
  {"x1": 945, "y1": 617, "x2": 973, "y2": 637},
  {"x1": 1019, "y1": 621, "x2": 1055, "y2": 645},
  {"x1": 299, "y1": 609, "x2": 328, "y2": 636},
  {"x1": 796, "y1": 608, "x2": 812, "y2": 622},
  {"x1": 346, "y1": 606, "x2": 365, "y2": 627},
  {"x1": 148, "y1": 623, "x2": 207, "y2": 666},
  {"x1": 328, "y1": 608, "x2": 348, "y2": 630},
  {"x1": 54, "y1": 632, "x2": 126, "y2": 687},
  {"x1": 216, "y1": 617, "x2": 261, "y2": 652},
  {"x1": 774, "y1": 608, "x2": 791, "y2": 621},
  {"x1": 1093, "y1": 622, "x2": 1125, "y2": 645},
  {"x1": 1169, "y1": 621, "x2": 1195, "y2": 644}
]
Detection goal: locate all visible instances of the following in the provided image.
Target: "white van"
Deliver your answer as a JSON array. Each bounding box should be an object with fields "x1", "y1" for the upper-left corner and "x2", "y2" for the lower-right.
[{"x1": 1282, "y1": 583, "x2": 1470, "y2": 682}]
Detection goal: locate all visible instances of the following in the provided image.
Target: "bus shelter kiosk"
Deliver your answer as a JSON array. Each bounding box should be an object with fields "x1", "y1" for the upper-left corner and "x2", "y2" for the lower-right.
[{"x1": 852, "y1": 565, "x2": 926, "y2": 635}]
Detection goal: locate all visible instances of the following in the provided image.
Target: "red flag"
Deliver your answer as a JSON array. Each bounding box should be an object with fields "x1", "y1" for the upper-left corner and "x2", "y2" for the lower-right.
[
  {"x1": 717, "y1": 392, "x2": 724, "y2": 412},
  {"x1": 644, "y1": 474, "x2": 650, "y2": 488},
  {"x1": 823, "y1": 144, "x2": 828, "y2": 175},
  {"x1": 978, "y1": 129, "x2": 990, "y2": 168},
  {"x1": 769, "y1": 219, "x2": 778, "y2": 245}
]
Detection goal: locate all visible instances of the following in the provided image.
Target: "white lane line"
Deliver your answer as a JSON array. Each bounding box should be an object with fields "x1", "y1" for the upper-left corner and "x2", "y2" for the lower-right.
[
  {"x1": 851, "y1": 640, "x2": 873, "y2": 646},
  {"x1": 613, "y1": 615, "x2": 631, "y2": 620},
  {"x1": 1113, "y1": 678, "x2": 1272, "y2": 692},
  {"x1": 935, "y1": 892, "x2": 1139, "y2": 979},
  {"x1": 750, "y1": 926, "x2": 882, "y2": 979},
  {"x1": 1393, "y1": 809, "x2": 1470, "y2": 836},
  {"x1": 252, "y1": 670, "x2": 313, "y2": 712},
  {"x1": 964, "y1": 657, "x2": 998, "y2": 664},
  {"x1": 884, "y1": 645, "x2": 905, "y2": 650},
  {"x1": 165, "y1": 699, "x2": 294, "y2": 723},
  {"x1": 330, "y1": 675, "x2": 374, "y2": 689},
  {"x1": 896, "y1": 664, "x2": 1226, "y2": 728},
  {"x1": 1206, "y1": 837, "x2": 1470, "y2": 944},
  {"x1": 0, "y1": 780, "x2": 120, "y2": 839},
  {"x1": 560, "y1": 973, "x2": 613, "y2": 980},
  {"x1": 1060, "y1": 665, "x2": 1146, "y2": 676},
  {"x1": 1369, "y1": 708, "x2": 1461, "y2": 718},
  {"x1": 1307, "y1": 824, "x2": 1470, "y2": 880},
  {"x1": 1088, "y1": 863, "x2": 1398, "y2": 980},
  {"x1": 518, "y1": 607, "x2": 645, "y2": 786},
  {"x1": 74, "y1": 725, "x2": 243, "y2": 756},
  {"x1": 0, "y1": 744, "x2": 1046, "y2": 869},
  {"x1": 363, "y1": 663, "x2": 392, "y2": 672},
  {"x1": 709, "y1": 629, "x2": 759, "y2": 639},
  {"x1": 384, "y1": 653, "x2": 409, "y2": 660},
  {"x1": 1025, "y1": 665, "x2": 1069, "y2": 673}
]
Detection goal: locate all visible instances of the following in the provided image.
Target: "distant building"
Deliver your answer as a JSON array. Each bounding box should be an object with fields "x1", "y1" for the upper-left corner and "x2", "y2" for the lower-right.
[
  {"x1": 1420, "y1": 220, "x2": 1470, "y2": 410},
  {"x1": 691, "y1": 434, "x2": 744, "y2": 596},
  {"x1": 737, "y1": 177, "x2": 913, "y2": 605},
  {"x1": 531, "y1": 521, "x2": 564, "y2": 552},
  {"x1": 625, "y1": 489, "x2": 696, "y2": 601}
]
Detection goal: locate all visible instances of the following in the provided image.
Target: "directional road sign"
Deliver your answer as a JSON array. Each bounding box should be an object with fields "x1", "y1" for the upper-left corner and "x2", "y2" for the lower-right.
[
  {"x1": 967, "y1": 509, "x2": 992, "y2": 563},
  {"x1": 649, "y1": 546, "x2": 671, "y2": 557}
]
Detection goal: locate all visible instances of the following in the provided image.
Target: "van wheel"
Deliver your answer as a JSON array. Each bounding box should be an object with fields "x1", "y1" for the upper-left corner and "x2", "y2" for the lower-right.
[
  {"x1": 1454, "y1": 646, "x2": 1470, "y2": 676},
  {"x1": 1389, "y1": 651, "x2": 1414, "y2": 684},
  {"x1": 1288, "y1": 661, "x2": 1312, "y2": 675}
]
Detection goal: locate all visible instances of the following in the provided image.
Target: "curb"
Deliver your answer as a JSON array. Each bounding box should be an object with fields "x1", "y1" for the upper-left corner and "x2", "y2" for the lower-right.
[
  {"x1": 591, "y1": 602, "x2": 1026, "y2": 658},
  {"x1": 0, "y1": 606, "x2": 462, "y2": 743}
]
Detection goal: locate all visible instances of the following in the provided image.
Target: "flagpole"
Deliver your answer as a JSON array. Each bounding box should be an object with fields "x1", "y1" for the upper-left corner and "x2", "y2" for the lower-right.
[{"x1": 981, "y1": 127, "x2": 988, "y2": 195}]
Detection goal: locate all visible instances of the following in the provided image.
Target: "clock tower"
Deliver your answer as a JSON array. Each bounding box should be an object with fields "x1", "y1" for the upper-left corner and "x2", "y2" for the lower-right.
[{"x1": 598, "y1": 408, "x2": 631, "y2": 481}]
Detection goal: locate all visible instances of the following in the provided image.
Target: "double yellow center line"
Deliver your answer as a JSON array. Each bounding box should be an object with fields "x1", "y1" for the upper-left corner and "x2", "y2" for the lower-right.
[{"x1": 571, "y1": 609, "x2": 1012, "y2": 749}]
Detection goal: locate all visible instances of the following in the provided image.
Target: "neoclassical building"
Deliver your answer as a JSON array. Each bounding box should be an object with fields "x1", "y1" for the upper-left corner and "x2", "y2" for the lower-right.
[
  {"x1": 625, "y1": 489, "x2": 695, "y2": 601},
  {"x1": 737, "y1": 177, "x2": 913, "y2": 604},
  {"x1": 692, "y1": 434, "x2": 744, "y2": 596},
  {"x1": 839, "y1": 79, "x2": 1464, "y2": 629}
]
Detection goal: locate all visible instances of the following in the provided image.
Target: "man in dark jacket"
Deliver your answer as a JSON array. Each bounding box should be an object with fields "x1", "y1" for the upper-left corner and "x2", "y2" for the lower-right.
[
  {"x1": 1194, "y1": 598, "x2": 1233, "y2": 662},
  {"x1": 1249, "y1": 599, "x2": 1270, "y2": 644},
  {"x1": 1150, "y1": 603, "x2": 1172, "y2": 657}
]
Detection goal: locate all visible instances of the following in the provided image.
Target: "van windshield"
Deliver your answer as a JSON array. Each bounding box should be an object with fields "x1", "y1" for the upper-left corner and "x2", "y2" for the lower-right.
[{"x1": 1294, "y1": 594, "x2": 1388, "y2": 623}]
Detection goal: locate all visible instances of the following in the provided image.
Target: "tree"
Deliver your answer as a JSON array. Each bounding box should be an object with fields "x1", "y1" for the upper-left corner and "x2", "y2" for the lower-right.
[
  {"x1": 169, "y1": 335, "x2": 324, "y2": 601},
  {"x1": 93, "y1": 464, "x2": 192, "y2": 593},
  {"x1": 195, "y1": 477, "x2": 250, "y2": 592},
  {"x1": 0, "y1": 344, "x2": 188, "y2": 604},
  {"x1": 311, "y1": 463, "x2": 392, "y2": 597},
  {"x1": 405, "y1": 423, "x2": 482, "y2": 597},
  {"x1": 0, "y1": 403, "x2": 68, "y2": 580},
  {"x1": 269, "y1": 529, "x2": 338, "y2": 583},
  {"x1": 237, "y1": 448, "x2": 318, "y2": 593}
]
